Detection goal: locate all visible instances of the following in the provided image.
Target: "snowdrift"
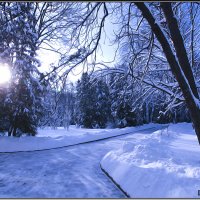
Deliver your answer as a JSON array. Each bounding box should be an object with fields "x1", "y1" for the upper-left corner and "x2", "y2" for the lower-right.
[{"x1": 101, "y1": 123, "x2": 200, "y2": 198}]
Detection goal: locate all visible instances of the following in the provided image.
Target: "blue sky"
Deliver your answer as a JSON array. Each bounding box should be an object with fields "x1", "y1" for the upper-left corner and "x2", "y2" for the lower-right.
[{"x1": 37, "y1": 7, "x2": 119, "y2": 83}]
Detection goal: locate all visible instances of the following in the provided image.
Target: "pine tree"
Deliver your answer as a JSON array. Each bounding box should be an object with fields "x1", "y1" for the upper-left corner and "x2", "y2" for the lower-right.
[
  {"x1": 94, "y1": 78, "x2": 111, "y2": 128},
  {"x1": 0, "y1": 3, "x2": 45, "y2": 136},
  {"x1": 109, "y1": 73, "x2": 137, "y2": 128},
  {"x1": 0, "y1": 88, "x2": 10, "y2": 133},
  {"x1": 75, "y1": 72, "x2": 96, "y2": 128}
]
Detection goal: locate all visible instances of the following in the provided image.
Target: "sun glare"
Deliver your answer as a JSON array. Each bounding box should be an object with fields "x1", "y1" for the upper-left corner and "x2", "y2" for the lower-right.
[{"x1": 0, "y1": 64, "x2": 11, "y2": 85}]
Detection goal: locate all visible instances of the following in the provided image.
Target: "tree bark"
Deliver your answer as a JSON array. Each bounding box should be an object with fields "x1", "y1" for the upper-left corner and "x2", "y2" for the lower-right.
[
  {"x1": 160, "y1": 3, "x2": 199, "y2": 99},
  {"x1": 134, "y1": 2, "x2": 200, "y2": 144},
  {"x1": 8, "y1": 127, "x2": 12, "y2": 137},
  {"x1": 190, "y1": 3, "x2": 195, "y2": 69}
]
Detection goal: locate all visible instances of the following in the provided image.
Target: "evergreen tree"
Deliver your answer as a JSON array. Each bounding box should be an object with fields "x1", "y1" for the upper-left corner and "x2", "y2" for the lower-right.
[
  {"x1": 0, "y1": 88, "x2": 10, "y2": 133},
  {"x1": 109, "y1": 73, "x2": 138, "y2": 128},
  {"x1": 0, "y1": 3, "x2": 44, "y2": 136},
  {"x1": 75, "y1": 72, "x2": 96, "y2": 128},
  {"x1": 94, "y1": 78, "x2": 111, "y2": 128}
]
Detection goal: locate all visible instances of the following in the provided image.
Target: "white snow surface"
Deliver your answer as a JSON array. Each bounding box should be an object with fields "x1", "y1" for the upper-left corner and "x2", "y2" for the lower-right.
[
  {"x1": 101, "y1": 122, "x2": 200, "y2": 198},
  {"x1": 0, "y1": 124, "x2": 162, "y2": 198},
  {"x1": 0, "y1": 123, "x2": 161, "y2": 152}
]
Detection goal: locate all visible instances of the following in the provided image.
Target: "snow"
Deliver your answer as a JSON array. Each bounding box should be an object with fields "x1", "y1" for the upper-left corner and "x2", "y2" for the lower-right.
[
  {"x1": 101, "y1": 122, "x2": 200, "y2": 198},
  {"x1": 0, "y1": 138, "x2": 126, "y2": 198},
  {"x1": 0, "y1": 123, "x2": 162, "y2": 152},
  {"x1": 1, "y1": 122, "x2": 199, "y2": 198},
  {"x1": 0, "y1": 123, "x2": 197, "y2": 198},
  {"x1": 0, "y1": 124, "x2": 162, "y2": 198}
]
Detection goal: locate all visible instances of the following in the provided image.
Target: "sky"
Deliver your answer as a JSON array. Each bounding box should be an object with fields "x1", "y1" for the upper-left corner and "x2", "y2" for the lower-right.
[
  {"x1": 0, "y1": 63, "x2": 11, "y2": 85},
  {"x1": 37, "y1": 7, "x2": 119, "y2": 83},
  {"x1": 38, "y1": 41, "x2": 118, "y2": 83}
]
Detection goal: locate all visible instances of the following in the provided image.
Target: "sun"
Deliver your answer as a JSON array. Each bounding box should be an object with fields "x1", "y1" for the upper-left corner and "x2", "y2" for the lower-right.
[{"x1": 0, "y1": 64, "x2": 11, "y2": 85}]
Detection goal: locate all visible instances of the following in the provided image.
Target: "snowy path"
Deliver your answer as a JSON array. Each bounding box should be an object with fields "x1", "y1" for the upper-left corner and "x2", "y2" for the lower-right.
[{"x1": 0, "y1": 127, "x2": 162, "y2": 198}]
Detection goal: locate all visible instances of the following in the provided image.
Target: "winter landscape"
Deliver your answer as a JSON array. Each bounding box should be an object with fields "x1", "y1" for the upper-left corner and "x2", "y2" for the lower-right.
[{"x1": 0, "y1": 2, "x2": 200, "y2": 199}]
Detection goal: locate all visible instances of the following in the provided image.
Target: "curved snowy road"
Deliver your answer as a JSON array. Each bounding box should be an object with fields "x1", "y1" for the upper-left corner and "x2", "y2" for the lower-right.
[{"x1": 0, "y1": 127, "x2": 162, "y2": 198}]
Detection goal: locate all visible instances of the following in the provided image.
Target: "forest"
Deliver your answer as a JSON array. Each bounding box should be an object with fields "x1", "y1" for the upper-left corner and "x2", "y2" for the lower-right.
[{"x1": 0, "y1": 2, "x2": 199, "y2": 140}]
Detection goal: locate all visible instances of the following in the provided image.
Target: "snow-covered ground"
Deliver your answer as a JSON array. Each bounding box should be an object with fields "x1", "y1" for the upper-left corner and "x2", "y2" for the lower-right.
[
  {"x1": 0, "y1": 122, "x2": 198, "y2": 198},
  {"x1": 0, "y1": 123, "x2": 162, "y2": 152},
  {"x1": 101, "y1": 122, "x2": 200, "y2": 198},
  {"x1": 0, "y1": 125, "x2": 161, "y2": 198}
]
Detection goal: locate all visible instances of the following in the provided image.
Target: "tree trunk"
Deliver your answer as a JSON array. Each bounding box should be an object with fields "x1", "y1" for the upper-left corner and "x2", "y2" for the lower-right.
[
  {"x1": 13, "y1": 126, "x2": 17, "y2": 137},
  {"x1": 160, "y1": 3, "x2": 199, "y2": 99},
  {"x1": 190, "y1": 3, "x2": 195, "y2": 69},
  {"x1": 146, "y1": 102, "x2": 149, "y2": 123},
  {"x1": 8, "y1": 126, "x2": 12, "y2": 137},
  {"x1": 134, "y1": 2, "x2": 200, "y2": 144}
]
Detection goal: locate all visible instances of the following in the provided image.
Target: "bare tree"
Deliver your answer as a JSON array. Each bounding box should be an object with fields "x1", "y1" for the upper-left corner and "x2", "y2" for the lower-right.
[
  {"x1": 133, "y1": 2, "x2": 200, "y2": 144},
  {"x1": 53, "y1": 2, "x2": 200, "y2": 143},
  {"x1": 3, "y1": 3, "x2": 197, "y2": 141}
]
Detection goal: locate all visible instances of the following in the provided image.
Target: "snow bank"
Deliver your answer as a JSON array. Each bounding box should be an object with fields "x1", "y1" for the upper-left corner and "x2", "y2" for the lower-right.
[
  {"x1": 0, "y1": 123, "x2": 162, "y2": 152},
  {"x1": 101, "y1": 122, "x2": 200, "y2": 198}
]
